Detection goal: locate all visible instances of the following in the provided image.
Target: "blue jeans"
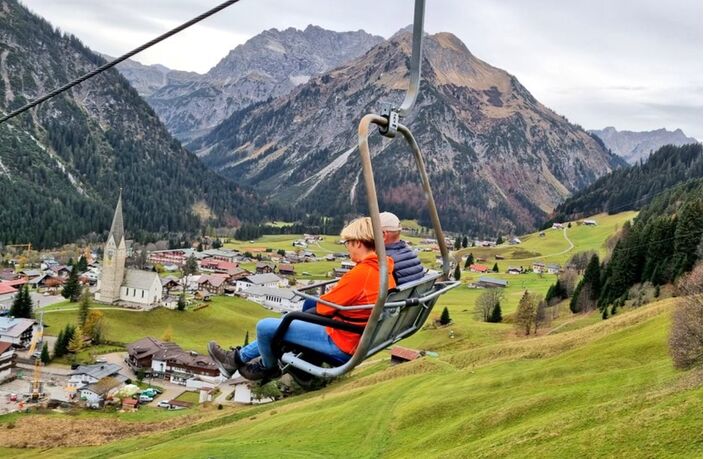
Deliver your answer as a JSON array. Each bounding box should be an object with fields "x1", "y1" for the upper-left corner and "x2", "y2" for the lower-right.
[{"x1": 239, "y1": 317, "x2": 351, "y2": 369}]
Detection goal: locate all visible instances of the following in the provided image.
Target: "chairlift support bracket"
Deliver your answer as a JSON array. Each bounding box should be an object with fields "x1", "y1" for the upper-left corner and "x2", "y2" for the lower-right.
[{"x1": 378, "y1": 0, "x2": 425, "y2": 138}]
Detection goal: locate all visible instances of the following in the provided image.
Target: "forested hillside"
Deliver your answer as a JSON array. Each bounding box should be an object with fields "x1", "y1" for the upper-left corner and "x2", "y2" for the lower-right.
[
  {"x1": 0, "y1": 0, "x2": 265, "y2": 248},
  {"x1": 598, "y1": 180, "x2": 703, "y2": 307},
  {"x1": 548, "y1": 143, "x2": 702, "y2": 224}
]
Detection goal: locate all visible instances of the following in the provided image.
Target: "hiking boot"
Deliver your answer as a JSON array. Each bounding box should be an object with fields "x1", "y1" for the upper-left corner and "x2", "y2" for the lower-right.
[
  {"x1": 207, "y1": 341, "x2": 243, "y2": 378},
  {"x1": 238, "y1": 357, "x2": 282, "y2": 382}
]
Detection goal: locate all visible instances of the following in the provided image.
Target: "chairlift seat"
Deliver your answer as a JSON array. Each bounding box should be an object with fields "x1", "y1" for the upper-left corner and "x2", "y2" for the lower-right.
[{"x1": 273, "y1": 272, "x2": 449, "y2": 380}]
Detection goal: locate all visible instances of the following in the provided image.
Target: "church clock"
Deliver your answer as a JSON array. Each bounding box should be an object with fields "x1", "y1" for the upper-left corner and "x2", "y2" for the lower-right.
[{"x1": 106, "y1": 248, "x2": 114, "y2": 266}]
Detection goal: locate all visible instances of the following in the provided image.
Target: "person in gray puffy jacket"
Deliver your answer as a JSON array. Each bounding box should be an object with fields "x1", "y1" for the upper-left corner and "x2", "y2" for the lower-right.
[{"x1": 380, "y1": 212, "x2": 425, "y2": 285}]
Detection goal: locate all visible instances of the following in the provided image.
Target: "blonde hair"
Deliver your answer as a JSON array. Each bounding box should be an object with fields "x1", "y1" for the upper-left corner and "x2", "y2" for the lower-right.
[{"x1": 340, "y1": 217, "x2": 376, "y2": 249}]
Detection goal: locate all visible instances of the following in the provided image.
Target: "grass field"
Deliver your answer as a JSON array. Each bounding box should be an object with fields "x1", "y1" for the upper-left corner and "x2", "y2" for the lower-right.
[
  {"x1": 42, "y1": 296, "x2": 276, "y2": 354},
  {"x1": 5, "y1": 299, "x2": 700, "y2": 458}
]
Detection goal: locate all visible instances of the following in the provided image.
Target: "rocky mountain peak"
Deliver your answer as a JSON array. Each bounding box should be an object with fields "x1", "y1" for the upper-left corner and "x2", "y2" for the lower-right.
[
  {"x1": 119, "y1": 25, "x2": 383, "y2": 142},
  {"x1": 191, "y1": 30, "x2": 621, "y2": 235}
]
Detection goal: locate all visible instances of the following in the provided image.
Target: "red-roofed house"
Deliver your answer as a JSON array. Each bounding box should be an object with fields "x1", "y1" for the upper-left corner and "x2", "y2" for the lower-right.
[
  {"x1": 0, "y1": 283, "x2": 17, "y2": 309},
  {"x1": 1, "y1": 278, "x2": 27, "y2": 288},
  {"x1": 469, "y1": 264, "x2": 489, "y2": 273},
  {"x1": 390, "y1": 346, "x2": 424, "y2": 365},
  {"x1": 199, "y1": 258, "x2": 239, "y2": 275}
]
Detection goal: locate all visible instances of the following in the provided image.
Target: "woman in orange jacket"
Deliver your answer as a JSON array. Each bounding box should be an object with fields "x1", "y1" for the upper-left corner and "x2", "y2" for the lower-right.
[{"x1": 208, "y1": 217, "x2": 396, "y2": 381}]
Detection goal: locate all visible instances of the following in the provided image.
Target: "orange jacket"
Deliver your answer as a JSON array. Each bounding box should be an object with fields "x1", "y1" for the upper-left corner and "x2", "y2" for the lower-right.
[{"x1": 316, "y1": 253, "x2": 396, "y2": 354}]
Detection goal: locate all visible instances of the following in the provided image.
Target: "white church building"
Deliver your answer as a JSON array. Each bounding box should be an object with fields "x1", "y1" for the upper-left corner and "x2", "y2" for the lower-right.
[{"x1": 95, "y1": 192, "x2": 162, "y2": 309}]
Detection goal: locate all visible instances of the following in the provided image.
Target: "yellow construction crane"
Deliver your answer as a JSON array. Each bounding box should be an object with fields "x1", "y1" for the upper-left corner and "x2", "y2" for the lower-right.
[{"x1": 27, "y1": 310, "x2": 44, "y2": 401}]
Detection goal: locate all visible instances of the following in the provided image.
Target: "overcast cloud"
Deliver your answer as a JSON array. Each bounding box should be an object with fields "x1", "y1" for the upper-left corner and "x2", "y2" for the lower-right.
[{"x1": 20, "y1": 0, "x2": 703, "y2": 139}]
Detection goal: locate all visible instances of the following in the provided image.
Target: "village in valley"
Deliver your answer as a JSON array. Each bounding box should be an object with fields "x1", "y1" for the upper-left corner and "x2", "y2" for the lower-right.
[{"x1": 0, "y1": 189, "x2": 619, "y2": 417}]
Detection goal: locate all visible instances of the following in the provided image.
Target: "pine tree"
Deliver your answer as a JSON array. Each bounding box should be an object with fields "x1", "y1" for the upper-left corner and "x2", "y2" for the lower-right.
[
  {"x1": 583, "y1": 254, "x2": 602, "y2": 301},
  {"x1": 243, "y1": 330, "x2": 249, "y2": 346},
  {"x1": 40, "y1": 342, "x2": 50, "y2": 364},
  {"x1": 62, "y1": 266, "x2": 81, "y2": 302},
  {"x1": 10, "y1": 284, "x2": 32, "y2": 318},
  {"x1": 454, "y1": 237, "x2": 461, "y2": 250},
  {"x1": 439, "y1": 307, "x2": 451, "y2": 325},
  {"x1": 492, "y1": 263, "x2": 499, "y2": 273},
  {"x1": 462, "y1": 236, "x2": 468, "y2": 248},
  {"x1": 212, "y1": 238, "x2": 223, "y2": 249},
  {"x1": 453, "y1": 264, "x2": 461, "y2": 281},
  {"x1": 496, "y1": 235, "x2": 504, "y2": 245},
  {"x1": 75, "y1": 255, "x2": 88, "y2": 273},
  {"x1": 177, "y1": 290, "x2": 186, "y2": 311},
  {"x1": 54, "y1": 329, "x2": 65, "y2": 358},
  {"x1": 489, "y1": 302, "x2": 502, "y2": 323},
  {"x1": 464, "y1": 253, "x2": 474, "y2": 268},
  {"x1": 184, "y1": 254, "x2": 198, "y2": 276},
  {"x1": 77, "y1": 287, "x2": 90, "y2": 326}
]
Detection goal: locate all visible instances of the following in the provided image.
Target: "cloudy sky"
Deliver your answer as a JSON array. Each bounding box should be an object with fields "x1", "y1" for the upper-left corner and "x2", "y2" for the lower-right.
[{"x1": 21, "y1": 0, "x2": 703, "y2": 139}]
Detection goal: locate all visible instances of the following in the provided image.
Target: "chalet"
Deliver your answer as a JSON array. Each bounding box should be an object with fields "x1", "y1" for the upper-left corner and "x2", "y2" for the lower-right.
[
  {"x1": 469, "y1": 264, "x2": 489, "y2": 273},
  {"x1": 582, "y1": 219, "x2": 598, "y2": 226},
  {"x1": 198, "y1": 275, "x2": 227, "y2": 295},
  {"x1": 229, "y1": 376, "x2": 275, "y2": 405},
  {"x1": 476, "y1": 257, "x2": 487, "y2": 262},
  {"x1": 0, "y1": 317, "x2": 35, "y2": 347},
  {"x1": 547, "y1": 263, "x2": 561, "y2": 274},
  {"x1": 507, "y1": 266, "x2": 522, "y2": 275},
  {"x1": 390, "y1": 346, "x2": 424, "y2": 365},
  {"x1": 17, "y1": 269, "x2": 41, "y2": 279},
  {"x1": 552, "y1": 223, "x2": 564, "y2": 229},
  {"x1": 324, "y1": 254, "x2": 335, "y2": 262},
  {"x1": 39, "y1": 276, "x2": 64, "y2": 293},
  {"x1": 194, "y1": 291, "x2": 213, "y2": 301},
  {"x1": 161, "y1": 277, "x2": 181, "y2": 294},
  {"x1": 255, "y1": 262, "x2": 275, "y2": 274},
  {"x1": 532, "y1": 262, "x2": 546, "y2": 274},
  {"x1": 126, "y1": 337, "x2": 220, "y2": 384},
  {"x1": 0, "y1": 283, "x2": 18, "y2": 309},
  {"x1": 241, "y1": 286, "x2": 302, "y2": 313},
  {"x1": 495, "y1": 255, "x2": 505, "y2": 260},
  {"x1": 278, "y1": 264, "x2": 295, "y2": 276},
  {"x1": 235, "y1": 273, "x2": 286, "y2": 292},
  {"x1": 79, "y1": 375, "x2": 128, "y2": 408},
  {"x1": 50, "y1": 265, "x2": 72, "y2": 279},
  {"x1": 539, "y1": 231, "x2": 546, "y2": 237},
  {"x1": 0, "y1": 341, "x2": 15, "y2": 383},
  {"x1": 509, "y1": 237, "x2": 522, "y2": 245},
  {"x1": 69, "y1": 363, "x2": 123, "y2": 388},
  {"x1": 476, "y1": 277, "x2": 508, "y2": 288}
]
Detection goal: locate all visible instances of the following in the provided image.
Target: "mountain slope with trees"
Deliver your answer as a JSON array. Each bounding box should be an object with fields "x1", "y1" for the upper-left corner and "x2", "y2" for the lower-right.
[
  {"x1": 547, "y1": 143, "x2": 702, "y2": 225},
  {"x1": 0, "y1": 0, "x2": 265, "y2": 248}
]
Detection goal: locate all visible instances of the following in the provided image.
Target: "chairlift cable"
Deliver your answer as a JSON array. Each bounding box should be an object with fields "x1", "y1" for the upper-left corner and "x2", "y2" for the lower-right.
[{"x1": 0, "y1": 0, "x2": 242, "y2": 125}]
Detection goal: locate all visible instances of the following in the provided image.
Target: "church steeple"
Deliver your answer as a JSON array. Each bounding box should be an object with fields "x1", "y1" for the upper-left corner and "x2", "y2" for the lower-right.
[{"x1": 108, "y1": 190, "x2": 124, "y2": 246}]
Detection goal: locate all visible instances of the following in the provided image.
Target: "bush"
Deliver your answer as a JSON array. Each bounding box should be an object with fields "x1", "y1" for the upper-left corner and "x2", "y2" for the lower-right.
[{"x1": 669, "y1": 265, "x2": 703, "y2": 369}]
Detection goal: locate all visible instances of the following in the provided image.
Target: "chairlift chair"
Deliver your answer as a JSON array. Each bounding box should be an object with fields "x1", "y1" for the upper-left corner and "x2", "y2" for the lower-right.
[{"x1": 269, "y1": 0, "x2": 460, "y2": 387}]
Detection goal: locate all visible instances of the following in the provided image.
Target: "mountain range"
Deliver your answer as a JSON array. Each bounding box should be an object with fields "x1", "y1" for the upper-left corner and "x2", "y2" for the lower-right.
[
  {"x1": 186, "y1": 29, "x2": 623, "y2": 235},
  {"x1": 123, "y1": 26, "x2": 383, "y2": 142},
  {"x1": 590, "y1": 126, "x2": 699, "y2": 164},
  {"x1": 0, "y1": 0, "x2": 264, "y2": 248}
]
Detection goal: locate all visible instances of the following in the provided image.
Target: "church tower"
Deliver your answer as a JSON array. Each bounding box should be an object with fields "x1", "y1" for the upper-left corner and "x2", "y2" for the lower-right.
[{"x1": 95, "y1": 192, "x2": 127, "y2": 304}]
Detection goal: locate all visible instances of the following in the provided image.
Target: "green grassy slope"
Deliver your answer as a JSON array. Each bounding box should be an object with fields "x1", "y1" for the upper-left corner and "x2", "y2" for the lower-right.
[
  {"x1": 42, "y1": 296, "x2": 276, "y2": 353},
  {"x1": 7, "y1": 299, "x2": 700, "y2": 458}
]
